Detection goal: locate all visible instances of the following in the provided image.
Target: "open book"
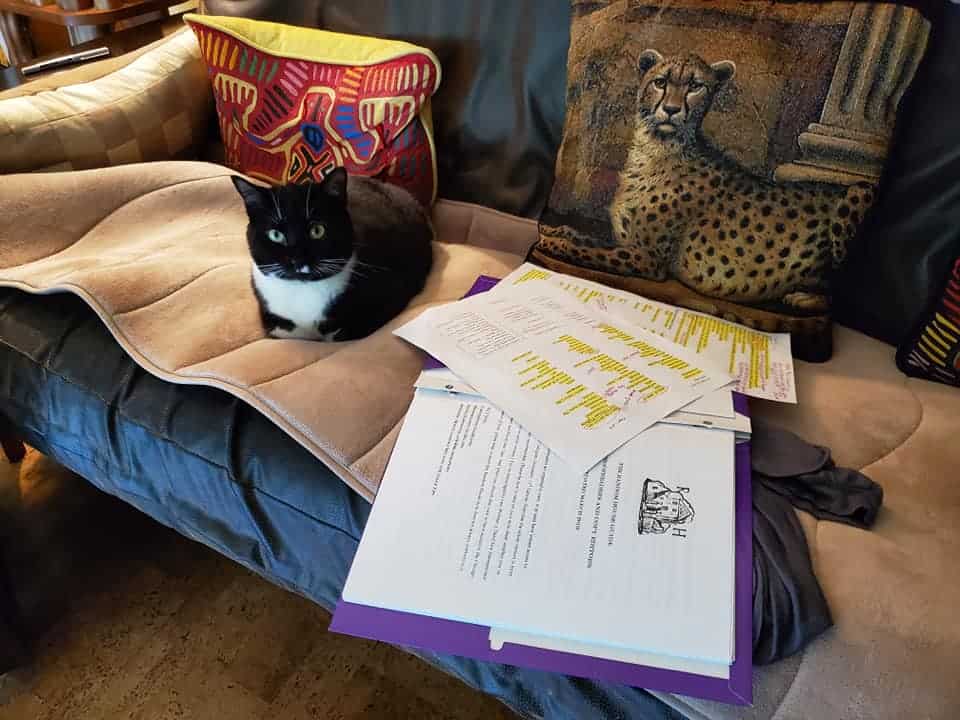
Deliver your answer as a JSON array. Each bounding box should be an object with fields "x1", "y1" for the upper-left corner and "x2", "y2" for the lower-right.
[
  {"x1": 332, "y1": 273, "x2": 755, "y2": 705},
  {"x1": 341, "y1": 388, "x2": 737, "y2": 672}
]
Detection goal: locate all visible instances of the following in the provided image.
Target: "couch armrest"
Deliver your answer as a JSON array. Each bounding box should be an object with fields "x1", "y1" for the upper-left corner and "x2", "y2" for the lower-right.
[{"x1": 0, "y1": 29, "x2": 213, "y2": 174}]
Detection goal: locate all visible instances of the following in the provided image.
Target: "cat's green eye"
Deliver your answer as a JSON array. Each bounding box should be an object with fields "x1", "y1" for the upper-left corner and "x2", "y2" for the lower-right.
[
  {"x1": 309, "y1": 223, "x2": 326, "y2": 240},
  {"x1": 267, "y1": 228, "x2": 285, "y2": 244}
]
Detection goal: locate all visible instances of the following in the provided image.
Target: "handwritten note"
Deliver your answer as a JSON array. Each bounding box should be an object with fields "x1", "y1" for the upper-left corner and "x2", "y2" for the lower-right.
[
  {"x1": 394, "y1": 282, "x2": 733, "y2": 473},
  {"x1": 500, "y1": 263, "x2": 797, "y2": 403}
]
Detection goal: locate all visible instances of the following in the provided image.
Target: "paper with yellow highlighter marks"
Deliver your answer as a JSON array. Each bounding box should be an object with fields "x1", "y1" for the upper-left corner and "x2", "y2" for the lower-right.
[
  {"x1": 394, "y1": 283, "x2": 734, "y2": 474},
  {"x1": 498, "y1": 263, "x2": 797, "y2": 404}
]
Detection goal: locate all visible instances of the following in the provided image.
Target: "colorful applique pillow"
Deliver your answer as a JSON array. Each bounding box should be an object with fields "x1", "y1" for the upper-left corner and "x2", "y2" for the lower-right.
[
  {"x1": 897, "y1": 257, "x2": 960, "y2": 387},
  {"x1": 185, "y1": 14, "x2": 441, "y2": 207},
  {"x1": 533, "y1": 2, "x2": 934, "y2": 361}
]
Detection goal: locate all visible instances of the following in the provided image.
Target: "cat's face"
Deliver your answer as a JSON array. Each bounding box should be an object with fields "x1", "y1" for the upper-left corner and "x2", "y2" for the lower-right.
[{"x1": 232, "y1": 169, "x2": 354, "y2": 281}]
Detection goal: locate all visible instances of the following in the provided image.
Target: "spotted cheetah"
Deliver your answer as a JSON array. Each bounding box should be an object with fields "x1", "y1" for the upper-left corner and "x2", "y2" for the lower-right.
[{"x1": 605, "y1": 49, "x2": 876, "y2": 313}]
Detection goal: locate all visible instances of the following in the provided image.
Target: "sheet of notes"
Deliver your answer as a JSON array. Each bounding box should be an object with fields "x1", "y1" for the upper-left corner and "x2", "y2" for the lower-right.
[
  {"x1": 394, "y1": 281, "x2": 734, "y2": 473},
  {"x1": 502, "y1": 263, "x2": 796, "y2": 403}
]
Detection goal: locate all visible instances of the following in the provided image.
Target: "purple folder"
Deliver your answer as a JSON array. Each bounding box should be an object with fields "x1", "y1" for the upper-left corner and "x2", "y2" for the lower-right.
[{"x1": 331, "y1": 276, "x2": 753, "y2": 706}]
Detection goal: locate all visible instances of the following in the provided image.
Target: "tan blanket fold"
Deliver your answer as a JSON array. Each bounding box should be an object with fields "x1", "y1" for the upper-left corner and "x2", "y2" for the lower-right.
[{"x1": 0, "y1": 161, "x2": 536, "y2": 500}]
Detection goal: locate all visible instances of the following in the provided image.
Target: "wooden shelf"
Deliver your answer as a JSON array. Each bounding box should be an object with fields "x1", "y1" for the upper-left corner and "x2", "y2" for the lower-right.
[
  {"x1": 0, "y1": 15, "x2": 184, "y2": 91},
  {"x1": 0, "y1": 0, "x2": 182, "y2": 27}
]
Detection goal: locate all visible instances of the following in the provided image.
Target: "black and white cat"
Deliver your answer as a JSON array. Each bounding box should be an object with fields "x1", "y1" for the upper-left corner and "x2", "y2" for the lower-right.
[{"x1": 232, "y1": 168, "x2": 433, "y2": 341}]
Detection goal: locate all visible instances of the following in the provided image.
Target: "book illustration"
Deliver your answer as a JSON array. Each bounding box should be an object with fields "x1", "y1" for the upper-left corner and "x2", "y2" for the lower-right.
[{"x1": 638, "y1": 479, "x2": 694, "y2": 537}]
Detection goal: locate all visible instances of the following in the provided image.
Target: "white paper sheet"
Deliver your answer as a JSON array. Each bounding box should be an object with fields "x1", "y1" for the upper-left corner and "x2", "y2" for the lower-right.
[
  {"x1": 488, "y1": 628, "x2": 729, "y2": 679},
  {"x1": 496, "y1": 264, "x2": 797, "y2": 403},
  {"x1": 414, "y1": 369, "x2": 749, "y2": 437},
  {"x1": 680, "y1": 388, "x2": 734, "y2": 419},
  {"x1": 394, "y1": 282, "x2": 734, "y2": 474},
  {"x1": 342, "y1": 390, "x2": 737, "y2": 664}
]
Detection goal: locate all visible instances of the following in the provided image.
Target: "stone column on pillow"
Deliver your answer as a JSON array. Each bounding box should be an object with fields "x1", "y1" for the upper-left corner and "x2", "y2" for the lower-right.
[{"x1": 775, "y1": 3, "x2": 929, "y2": 185}]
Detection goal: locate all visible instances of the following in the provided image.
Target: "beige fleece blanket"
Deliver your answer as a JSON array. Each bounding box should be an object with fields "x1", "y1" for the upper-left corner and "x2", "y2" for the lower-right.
[{"x1": 0, "y1": 161, "x2": 535, "y2": 501}]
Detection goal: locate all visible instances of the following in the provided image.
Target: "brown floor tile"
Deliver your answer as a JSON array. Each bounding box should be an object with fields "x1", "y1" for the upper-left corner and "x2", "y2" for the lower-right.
[{"x1": 0, "y1": 451, "x2": 516, "y2": 719}]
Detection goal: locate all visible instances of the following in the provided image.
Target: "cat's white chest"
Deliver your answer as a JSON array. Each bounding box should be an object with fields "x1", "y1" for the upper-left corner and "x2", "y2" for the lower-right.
[{"x1": 253, "y1": 257, "x2": 355, "y2": 340}]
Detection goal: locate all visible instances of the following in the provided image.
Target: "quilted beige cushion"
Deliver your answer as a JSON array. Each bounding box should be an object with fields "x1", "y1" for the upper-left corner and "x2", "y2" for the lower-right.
[
  {"x1": 0, "y1": 30, "x2": 211, "y2": 174},
  {"x1": 659, "y1": 328, "x2": 960, "y2": 719}
]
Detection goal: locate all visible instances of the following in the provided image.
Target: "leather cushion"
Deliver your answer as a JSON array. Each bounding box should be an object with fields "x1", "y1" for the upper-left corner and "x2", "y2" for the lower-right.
[{"x1": 835, "y1": 2, "x2": 960, "y2": 345}]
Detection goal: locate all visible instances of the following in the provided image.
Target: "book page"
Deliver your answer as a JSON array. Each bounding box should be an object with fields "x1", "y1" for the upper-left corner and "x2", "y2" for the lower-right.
[
  {"x1": 394, "y1": 282, "x2": 734, "y2": 474},
  {"x1": 685, "y1": 388, "x2": 735, "y2": 419},
  {"x1": 487, "y1": 628, "x2": 730, "y2": 679},
  {"x1": 414, "y1": 369, "x2": 749, "y2": 437},
  {"x1": 496, "y1": 263, "x2": 796, "y2": 403},
  {"x1": 342, "y1": 390, "x2": 736, "y2": 664}
]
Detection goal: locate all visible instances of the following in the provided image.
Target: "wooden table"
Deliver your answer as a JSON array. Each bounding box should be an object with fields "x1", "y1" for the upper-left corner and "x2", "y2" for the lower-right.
[
  {"x1": 0, "y1": 11, "x2": 185, "y2": 90},
  {"x1": 0, "y1": 0, "x2": 184, "y2": 64}
]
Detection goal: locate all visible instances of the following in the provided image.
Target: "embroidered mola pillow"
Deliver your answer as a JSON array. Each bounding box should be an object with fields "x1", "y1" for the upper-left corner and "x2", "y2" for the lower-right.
[
  {"x1": 897, "y1": 257, "x2": 960, "y2": 387},
  {"x1": 185, "y1": 14, "x2": 441, "y2": 207},
  {"x1": 533, "y1": 2, "x2": 934, "y2": 361}
]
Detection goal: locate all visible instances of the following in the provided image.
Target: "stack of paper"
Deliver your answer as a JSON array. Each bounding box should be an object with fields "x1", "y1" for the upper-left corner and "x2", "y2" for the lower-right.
[
  {"x1": 501, "y1": 263, "x2": 796, "y2": 404},
  {"x1": 395, "y1": 271, "x2": 740, "y2": 471},
  {"x1": 341, "y1": 388, "x2": 737, "y2": 669},
  {"x1": 333, "y1": 266, "x2": 797, "y2": 705}
]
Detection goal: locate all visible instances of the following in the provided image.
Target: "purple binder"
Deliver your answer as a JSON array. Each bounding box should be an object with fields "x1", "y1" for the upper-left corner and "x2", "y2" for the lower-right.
[{"x1": 331, "y1": 276, "x2": 753, "y2": 705}]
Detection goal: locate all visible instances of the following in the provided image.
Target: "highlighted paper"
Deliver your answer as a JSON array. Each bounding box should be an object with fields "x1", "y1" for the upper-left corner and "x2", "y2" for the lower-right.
[
  {"x1": 499, "y1": 264, "x2": 797, "y2": 403},
  {"x1": 394, "y1": 282, "x2": 733, "y2": 473}
]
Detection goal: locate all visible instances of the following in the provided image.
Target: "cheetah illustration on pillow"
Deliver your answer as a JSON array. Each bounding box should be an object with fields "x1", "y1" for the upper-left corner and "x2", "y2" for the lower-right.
[
  {"x1": 604, "y1": 50, "x2": 875, "y2": 313},
  {"x1": 533, "y1": 3, "x2": 929, "y2": 361}
]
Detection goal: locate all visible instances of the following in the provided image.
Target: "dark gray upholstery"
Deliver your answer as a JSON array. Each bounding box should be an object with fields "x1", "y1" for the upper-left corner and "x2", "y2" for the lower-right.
[
  {"x1": 0, "y1": 288, "x2": 679, "y2": 718},
  {"x1": 1, "y1": 1, "x2": 959, "y2": 717}
]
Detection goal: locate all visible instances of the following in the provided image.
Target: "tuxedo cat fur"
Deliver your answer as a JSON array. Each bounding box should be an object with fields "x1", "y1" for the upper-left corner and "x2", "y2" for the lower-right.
[{"x1": 232, "y1": 169, "x2": 433, "y2": 341}]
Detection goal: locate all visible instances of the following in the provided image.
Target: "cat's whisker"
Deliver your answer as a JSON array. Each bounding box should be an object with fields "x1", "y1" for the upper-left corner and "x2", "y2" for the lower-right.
[{"x1": 269, "y1": 189, "x2": 283, "y2": 224}]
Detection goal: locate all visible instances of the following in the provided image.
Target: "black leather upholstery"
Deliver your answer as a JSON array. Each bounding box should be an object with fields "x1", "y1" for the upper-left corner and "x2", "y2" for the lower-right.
[
  {"x1": 202, "y1": 0, "x2": 571, "y2": 219},
  {"x1": 835, "y1": 1, "x2": 960, "y2": 344}
]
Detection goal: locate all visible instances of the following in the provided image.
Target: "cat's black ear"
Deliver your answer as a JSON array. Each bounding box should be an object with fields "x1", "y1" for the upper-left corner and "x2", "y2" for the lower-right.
[
  {"x1": 231, "y1": 175, "x2": 269, "y2": 211},
  {"x1": 321, "y1": 167, "x2": 348, "y2": 202}
]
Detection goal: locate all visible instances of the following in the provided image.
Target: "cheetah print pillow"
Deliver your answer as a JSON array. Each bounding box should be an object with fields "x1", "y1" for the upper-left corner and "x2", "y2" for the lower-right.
[{"x1": 534, "y1": 1, "x2": 932, "y2": 362}]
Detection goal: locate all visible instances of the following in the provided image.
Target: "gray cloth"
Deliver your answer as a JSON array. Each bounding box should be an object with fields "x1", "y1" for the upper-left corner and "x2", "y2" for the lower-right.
[{"x1": 750, "y1": 421, "x2": 883, "y2": 665}]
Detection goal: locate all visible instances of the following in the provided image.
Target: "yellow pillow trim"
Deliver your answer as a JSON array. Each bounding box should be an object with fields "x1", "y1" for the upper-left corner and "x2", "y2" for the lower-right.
[
  {"x1": 421, "y1": 100, "x2": 439, "y2": 206},
  {"x1": 183, "y1": 14, "x2": 441, "y2": 87}
]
